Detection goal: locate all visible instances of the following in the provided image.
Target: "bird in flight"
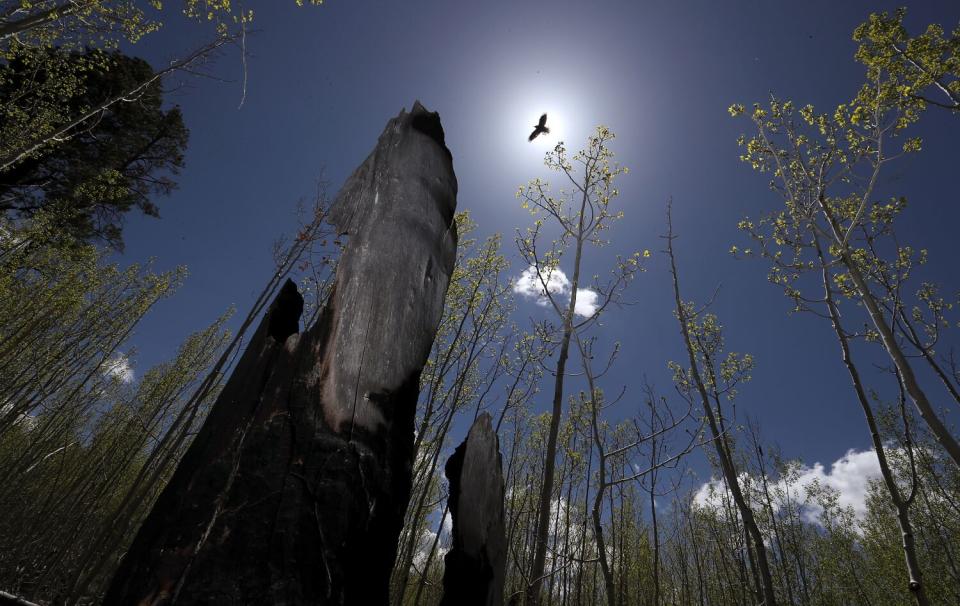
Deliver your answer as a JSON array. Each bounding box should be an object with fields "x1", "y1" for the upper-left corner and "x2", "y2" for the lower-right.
[{"x1": 528, "y1": 113, "x2": 549, "y2": 141}]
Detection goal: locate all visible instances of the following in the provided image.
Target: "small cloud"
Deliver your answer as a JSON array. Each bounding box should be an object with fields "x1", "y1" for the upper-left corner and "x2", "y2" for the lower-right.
[
  {"x1": 411, "y1": 508, "x2": 451, "y2": 570},
  {"x1": 441, "y1": 509, "x2": 452, "y2": 537},
  {"x1": 103, "y1": 353, "x2": 135, "y2": 384},
  {"x1": 513, "y1": 265, "x2": 599, "y2": 318},
  {"x1": 574, "y1": 288, "x2": 598, "y2": 318},
  {"x1": 692, "y1": 475, "x2": 739, "y2": 511},
  {"x1": 513, "y1": 265, "x2": 570, "y2": 305}
]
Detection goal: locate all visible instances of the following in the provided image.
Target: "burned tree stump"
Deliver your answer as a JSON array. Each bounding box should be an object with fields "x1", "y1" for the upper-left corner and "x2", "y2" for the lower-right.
[
  {"x1": 440, "y1": 413, "x2": 506, "y2": 606},
  {"x1": 104, "y1": 101, "x2": 457, "y2": 606}
]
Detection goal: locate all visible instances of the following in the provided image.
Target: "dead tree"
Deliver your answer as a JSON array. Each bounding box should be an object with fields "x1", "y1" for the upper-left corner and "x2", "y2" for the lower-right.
[
  {"x1": 440, "y1": 412, "x2": 507, "y2": 606},
  {"x1": 103, "y1": 101, "x2": 458, "y2": 605}
]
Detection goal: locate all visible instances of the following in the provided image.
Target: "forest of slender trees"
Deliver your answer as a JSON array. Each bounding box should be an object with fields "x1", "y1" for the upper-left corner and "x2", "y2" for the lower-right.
[{"x1": 1, "y1": 2, "x2": 959, "y2": 605}]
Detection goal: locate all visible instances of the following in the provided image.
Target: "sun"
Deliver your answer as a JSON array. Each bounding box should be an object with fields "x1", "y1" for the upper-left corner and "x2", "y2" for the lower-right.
[
  {"x1": 497, "y1": 89, "x2": 591, "y2": 169},
  {"x1": 458, "y1": 52, "x2": 602, "y2": 183}
]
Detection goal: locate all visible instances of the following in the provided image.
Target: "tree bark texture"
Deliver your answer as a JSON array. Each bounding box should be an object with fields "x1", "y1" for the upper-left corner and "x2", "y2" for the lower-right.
[
  {"x1": 103, "y1": 101, "x2": 458, "y2": 606},
  {"x1": 440, "y1": 412, "x2": 506, "y2": 606}
]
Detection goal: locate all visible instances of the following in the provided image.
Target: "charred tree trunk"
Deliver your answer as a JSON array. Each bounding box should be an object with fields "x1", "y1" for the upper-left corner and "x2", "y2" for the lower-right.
[
  {"x1": 103, "y1": 101, "x2": 458, "y2": 606},
  {"x1": 440, "y1": 413, "x2": 506, "y2": 606}
]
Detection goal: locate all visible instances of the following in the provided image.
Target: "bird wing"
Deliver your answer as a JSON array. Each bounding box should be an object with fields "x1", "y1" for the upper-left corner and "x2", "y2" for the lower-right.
[
  {"x1": 538, "y1": 113, "x2": 548, "y2": 127},
  {"x1": 528, "y1": 128, "x2": 540, "y2": 142}
]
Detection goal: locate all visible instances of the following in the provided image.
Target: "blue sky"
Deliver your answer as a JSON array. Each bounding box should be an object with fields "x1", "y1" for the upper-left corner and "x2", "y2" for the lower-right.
[{"x1": 114, "y1": 0, "x2": 960, "y2": 486}]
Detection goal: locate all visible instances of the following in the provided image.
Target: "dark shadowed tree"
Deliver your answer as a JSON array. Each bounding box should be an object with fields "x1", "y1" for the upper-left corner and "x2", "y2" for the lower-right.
[{"x1": 0, "y1": 47, "x2": 188, "y2": 248}]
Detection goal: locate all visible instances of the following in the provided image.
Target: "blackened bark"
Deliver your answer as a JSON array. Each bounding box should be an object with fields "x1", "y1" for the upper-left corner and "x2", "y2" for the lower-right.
[
  {"x1": 103, "y1": 101, "x2": 458, "y2": 606},
  {"x1": 440, "y1": 413, "x2": 506, "y2": 606}
]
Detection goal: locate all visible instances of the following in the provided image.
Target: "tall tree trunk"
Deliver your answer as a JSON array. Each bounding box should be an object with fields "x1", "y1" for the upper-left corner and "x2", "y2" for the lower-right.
[
  {"x1": 754, "y1": 441, "x2": 796, "y2": 606},
  {"x1": 102, "y1": 102, "x2": 458, "y2": 605},
  {"x1": 814, "y1": 235, "x2": 930, "y2": 606},
  {"x1": 592, "y1": 453, "x2": 616, "y2": 606},
  {"x1": 666, "y1": 216, "x2": 778, "y2": 606},
  {"x1": 649, "y1": 471, "x2": 661, "y2": 606},
  {"x1": 527, "y1": 187, "x2": 589, "y2": 606},
  {"x1": 816, "y1": 198, "x2": 960, "y2": 468}
]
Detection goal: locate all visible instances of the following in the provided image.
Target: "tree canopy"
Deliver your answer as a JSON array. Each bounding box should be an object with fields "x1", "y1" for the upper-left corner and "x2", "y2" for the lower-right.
[{"x1": 0, "y1": 47, "x2": 188, "y2": 247}]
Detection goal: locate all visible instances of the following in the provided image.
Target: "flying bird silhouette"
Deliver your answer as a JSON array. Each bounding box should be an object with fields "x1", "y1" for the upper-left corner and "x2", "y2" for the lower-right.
[{"x1": 528, "y1": 113, "x2": 549, "y2": 141}]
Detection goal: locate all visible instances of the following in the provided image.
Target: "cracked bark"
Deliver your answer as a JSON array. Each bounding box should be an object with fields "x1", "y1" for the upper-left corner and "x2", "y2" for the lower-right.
[{"x1": 103, "y1": 101, "x2": 458, "y2": 606}]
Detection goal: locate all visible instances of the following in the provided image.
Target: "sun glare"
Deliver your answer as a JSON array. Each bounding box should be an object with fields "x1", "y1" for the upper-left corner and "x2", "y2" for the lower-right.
[
  {"x1": 460, "y1": 47, "x2": 604, "y2": 185},
  {"x1": 498, "y1": 79, "x2": 593, "y2": 171}
]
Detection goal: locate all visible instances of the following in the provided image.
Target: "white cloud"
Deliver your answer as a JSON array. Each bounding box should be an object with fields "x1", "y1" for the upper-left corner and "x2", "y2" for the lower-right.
[
  {"x1": 693, "y1": 448, "x2": 883, "y2": 528},
  {"x1": 574, "y1": 289, "x2": 598, "y2": 318},
  {"x1": 442, "y1": 508, "x2": 453, "y2": 537},
  {"x1": 692, "y1": 473, "x2": 743, "y2": 511},
  {"x1": 512, "y1": 265, "x2": 598, "y2": 318},
  {"x1": 787, "y1": 449, "x2": 881, "y2": 524},
  {"x1": 103, "y1": 353, "x2": 135, "y2": 384},
  {"x1": 411, "y1": 509, "x2": 450, "y2": 571},
  {"x1": 513, "y1": 265, "x2": 570, "y2": 304}
]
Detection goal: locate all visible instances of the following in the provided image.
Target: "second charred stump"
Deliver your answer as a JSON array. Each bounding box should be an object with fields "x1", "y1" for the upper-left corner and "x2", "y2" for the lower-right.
[{"x1": 440, "y1": 413, "x2": 507, "y2": 606}]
